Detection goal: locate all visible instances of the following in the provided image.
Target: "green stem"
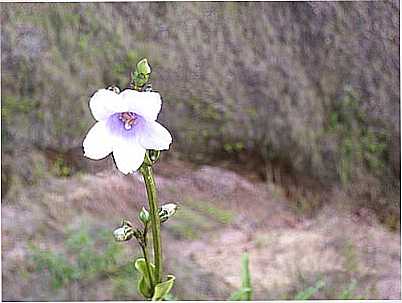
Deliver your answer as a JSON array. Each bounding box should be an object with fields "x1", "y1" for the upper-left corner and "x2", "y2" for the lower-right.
[
  {"x1": 140, "y1": 164, "x2": 163, "y2": 284},
  {"x1": 141, "y1": 223, "x2": 154, "y2": 289},
  {"x1": 140, "y1": 245, "x2": 154, "y2": 289}
]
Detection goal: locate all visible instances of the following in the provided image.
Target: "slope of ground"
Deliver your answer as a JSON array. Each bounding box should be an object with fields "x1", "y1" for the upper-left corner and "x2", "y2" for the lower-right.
[{"x1": 2, "y1": 159, "x2": 400, "y2": 300}]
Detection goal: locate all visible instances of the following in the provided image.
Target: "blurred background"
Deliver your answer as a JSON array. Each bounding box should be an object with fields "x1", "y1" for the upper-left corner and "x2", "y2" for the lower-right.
[{"x1": 1, "y1": 2, "x2": 400, "y2": 300}]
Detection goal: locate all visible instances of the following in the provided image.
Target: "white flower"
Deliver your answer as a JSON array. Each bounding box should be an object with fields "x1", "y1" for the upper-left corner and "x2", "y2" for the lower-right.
[{"x1": 83, "y1": 88, "x2": 172, "y2": 174}]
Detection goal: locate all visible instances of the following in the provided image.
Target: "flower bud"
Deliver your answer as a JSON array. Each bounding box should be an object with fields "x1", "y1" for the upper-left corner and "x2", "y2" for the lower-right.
[
  {"x1": 148, "y1": 150, "x2": 160, "y2": 162},
  {"x1": 136, "y1": 58, "x2": 151, "y2": 76},
  {"x1": 113, "y1": 220, "x2": 134, "y2": 241},
  {"x1": 143, "y1": 150, "x2": 160, "y2": 166},
  {"x1": 139, "y1": 207, "x2": 150, "y2": 225},
  {"x1": 159, "y1": 203, "x2": 178, "y2": 223},
  {"x1": 131, "y1": 58, "x2": 152, "y2": 89}
]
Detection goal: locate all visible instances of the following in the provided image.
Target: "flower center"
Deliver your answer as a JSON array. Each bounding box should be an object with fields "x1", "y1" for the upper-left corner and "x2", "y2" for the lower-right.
[{"x1": 119, "y1": 112, "x2": 138, "y2": 130}]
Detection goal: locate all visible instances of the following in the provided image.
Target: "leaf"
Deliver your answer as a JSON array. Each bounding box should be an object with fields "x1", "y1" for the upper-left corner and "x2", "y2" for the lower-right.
[
  {"x1": 134, "y1": 258, "x2": 155, "y2": 299},
  {"x1": 241, "y1": 253, "x2": 252, "y2": 299},
  {"x1": 229, "y1": 287, "x2": 252, "y2": 301},
  {"x1": 136, "y1": 58, "x2": 151, "y2": 75},
  {"x1": 138, "y1": 276, "x2": 153, "y2": 298},
  {"x1": 294, "y1": 280, "x2": 325, "y2": 300},
  {"x1": 152, "y1": 274, "x2": 175, "y2": 301},
  {"x1": 134, "y1": 258, "x2": 155, "y2": 278},
  {"x1": 228, "y1": 253, "x2": 253, "y2": 301}
]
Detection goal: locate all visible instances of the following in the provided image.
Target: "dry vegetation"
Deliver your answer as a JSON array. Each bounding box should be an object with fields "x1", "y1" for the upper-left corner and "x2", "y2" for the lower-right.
[
  {"x1": 1, "y1": 2, "x2": 400, "y2": 300},
  {"x1": 2, "y1": 157, "x2": 400, "y2": 300}
]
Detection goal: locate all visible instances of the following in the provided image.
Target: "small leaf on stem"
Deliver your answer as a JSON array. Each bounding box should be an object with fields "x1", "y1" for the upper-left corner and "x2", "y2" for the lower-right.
[
  {"x1": 135, "y1": 258, "x2": 156, "y2": 298},
  {"x1": 152, "y1": 275, "x2": 175, "y2": 301}
]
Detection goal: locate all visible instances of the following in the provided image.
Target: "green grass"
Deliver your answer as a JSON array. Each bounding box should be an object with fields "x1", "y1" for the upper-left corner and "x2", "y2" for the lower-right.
[
  {"x1": 294, "y1": 280, "x2": 325, "y2": 300},
  {"x1": 165, "y1": 206, "x2": 215, "y2": 240},
  {"x1": 165, "y1": 198, "x2": 234, "y2": 240},
  {"x1": 341, "y1": 240, "x2": 359, "y2": 276},
  {"x1": 291, "y1": 277, "x2": 367, "y2": 300},
  {"x1": 28, "y1": 224, "x2": 138, "y2": 298},
  {"x1": 186, "y1": 198, "x2": 234, "y2": 224},
  {"x1": 327, "y1": 88, "x2": 389, "y2": 186},
  {"x1": 229, "y1": 253, "x2": 253, "y2": 300}
]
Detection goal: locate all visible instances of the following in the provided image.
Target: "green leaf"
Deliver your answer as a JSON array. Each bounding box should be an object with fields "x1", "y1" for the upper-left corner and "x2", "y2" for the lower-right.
[
  {"x1": 294, "y1": 280, "x2": 325, "y2": 300},
  {"x1": 241, "y1": 253, "x2": 251, "y2": 294},
  {"x1": 134, "y1": 258, "x2": 155, "y2": 277},
  {"x1": 134, "y1": 258, "x2": 155, "y2": 299},
  {"x1": 152, "y1": 274, "x2": 175, "y2": 301},
  {"x1": 228, "y1": 253, "x2": 253, "y2": 301},
  {"x1": 138, "y1": 276, "x2": 153, "y2": 298},
  {"x1": 136, "y1": 58, "x2": 151, "y2": 75},
  {"x1": 229, "y1": 288, "x2": 252, "y2": 301},
  {"x1": 132, "y1": 58, "x2": 151, "y2": 88}
]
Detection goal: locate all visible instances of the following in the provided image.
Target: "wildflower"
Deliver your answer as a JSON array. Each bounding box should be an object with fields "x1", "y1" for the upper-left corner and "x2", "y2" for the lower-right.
[{"x1": 83, "y1": 88, "x2": 172, "y2": 174}]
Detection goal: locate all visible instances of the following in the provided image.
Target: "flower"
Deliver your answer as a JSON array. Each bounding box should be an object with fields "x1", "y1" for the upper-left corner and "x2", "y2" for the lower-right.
[{"x1": 83, "y1": 88, "x2": 172, "y2": 174}]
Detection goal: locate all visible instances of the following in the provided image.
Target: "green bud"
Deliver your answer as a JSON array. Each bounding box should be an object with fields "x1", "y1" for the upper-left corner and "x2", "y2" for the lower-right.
[
  {"x1": 131, "y1": 58, "x2": 152, "y2": 89},
  {"x1": 142, "y1": 150, "x2": 160, "y2": 167},
  {"x1": 139, "y1": 207, "x2": 150, "y2": 225},
  {"x1": 159, "y1": 203, "x2": 178, "y2": 223},
  {"x1": 136, "y1": 58, "x2": 151, "y2": 76},
  {"x1": 113, "y1": 219, "x2": 134, "y2": 241}
]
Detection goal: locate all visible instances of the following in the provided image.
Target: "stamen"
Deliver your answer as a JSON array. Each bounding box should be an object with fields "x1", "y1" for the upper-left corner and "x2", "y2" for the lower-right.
[{"x1": 119, "y1": 112, "x2": 138, "y2": 130}]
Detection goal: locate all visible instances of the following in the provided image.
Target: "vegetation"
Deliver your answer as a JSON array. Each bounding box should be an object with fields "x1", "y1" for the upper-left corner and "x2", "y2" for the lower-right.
[
  {"x1": 229, "y1": 253, "x2": 253, "y2": 301},
  {"x1": 1, "y1": 2, "x2": 399, "y2": 226},
  {"x1": 29, "y1": 226, "x2": 139, "y2": 299},
  {"x1": 165, "y1": 199, "x2": 234, "y2": 240},
  {"x1": 1, "y1": 2, "x2": 400, "y2": 301}
]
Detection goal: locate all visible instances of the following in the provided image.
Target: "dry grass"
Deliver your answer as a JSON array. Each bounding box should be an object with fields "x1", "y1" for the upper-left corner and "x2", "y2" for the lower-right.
[
  {"x1": 1, "y1": 2, "x2": 400, "y2": 300},
  {"x1": 2, "y1": 159, "x2": 400, "y2": 300},
  {"x1": 1, "y1": 2, "x2": 400, "y2": 219}
]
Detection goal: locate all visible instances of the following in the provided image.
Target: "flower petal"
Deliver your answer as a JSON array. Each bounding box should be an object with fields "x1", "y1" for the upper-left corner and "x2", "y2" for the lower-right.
[
  {"x1": 89, "y1": 89, "x2": 128, "y2": 121},
  {"x1": 83, "y1": 121, "x2": 112, "y2": 160},
  {"x1": 120, "y1": 89, "x2": 162, "y2": 121},
  {"x1": 138, "y1": 121, "x2": 172, "y2": 150},
  {"x1": 112, "y1": 137, "x2": 146, "y2": 174}
]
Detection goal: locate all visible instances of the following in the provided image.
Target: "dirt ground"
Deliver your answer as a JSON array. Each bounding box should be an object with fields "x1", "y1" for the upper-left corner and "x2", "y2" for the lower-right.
[{"x1": 2, "y1": 157, "x2": 400, "y2": 300}]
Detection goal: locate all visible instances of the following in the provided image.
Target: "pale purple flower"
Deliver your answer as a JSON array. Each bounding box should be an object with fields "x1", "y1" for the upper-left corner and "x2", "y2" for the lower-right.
[{"x1": 83, "y1": 89, "x2": 172, "y2": 174}]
